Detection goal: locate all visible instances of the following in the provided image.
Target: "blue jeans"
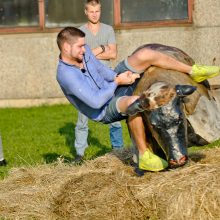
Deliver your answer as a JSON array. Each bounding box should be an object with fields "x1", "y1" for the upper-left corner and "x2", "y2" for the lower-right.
[
  {"x1": 109, "y1": 121, "x2": 123, "y2": 148},
  {"x1": 74, "y1": 111, "x2": 123, "y2": 156},
  {"x1": 74, "y1": 112, "x2": 89, "y2": 156}
]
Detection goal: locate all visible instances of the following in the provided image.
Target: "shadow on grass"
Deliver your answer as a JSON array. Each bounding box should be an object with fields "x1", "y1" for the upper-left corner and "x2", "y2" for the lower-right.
[
  {"x1": 59, "y1": 122, "x2": 76, "y2": 155},
  {"x1": 43, "y1": 153, "x2": 73, "y2": 164},
  {"x1": 56, "y1": 122, "x2": 110, "y2": 160}
]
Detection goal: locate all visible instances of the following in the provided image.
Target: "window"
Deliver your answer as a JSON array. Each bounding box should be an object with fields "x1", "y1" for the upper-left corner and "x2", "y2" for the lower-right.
[
  {"x1": 0, "y1": 0, "x2": 39, "y2": 27},
  {"x1": 45, "y1": 0, "x2": 85, "y2": 28},
  {"x1": 114, "y1": 0, "x2": 193, "y2": 28},
  {"x1": 0, "y1": 0, "x2": 193, "y2": 34},
  {"x1": 44, "y1": 0, "x2": 113, "y2": 28}
]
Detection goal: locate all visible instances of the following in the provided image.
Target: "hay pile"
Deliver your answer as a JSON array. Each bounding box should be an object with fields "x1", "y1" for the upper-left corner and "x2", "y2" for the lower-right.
[{"x1": 0, "y1": 148, "x2": 220, "y2": 220}]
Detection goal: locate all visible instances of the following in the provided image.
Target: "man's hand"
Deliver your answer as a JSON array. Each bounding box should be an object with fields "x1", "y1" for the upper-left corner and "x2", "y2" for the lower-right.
[{"x1": 114, "y1": 71, "x2": 140, "y2": 85}]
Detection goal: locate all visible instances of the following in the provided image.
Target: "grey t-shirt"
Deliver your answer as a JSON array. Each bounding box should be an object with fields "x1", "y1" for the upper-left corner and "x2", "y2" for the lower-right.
[{"x1": 79, "y1": 23, "x2": 116, "y2": 67}]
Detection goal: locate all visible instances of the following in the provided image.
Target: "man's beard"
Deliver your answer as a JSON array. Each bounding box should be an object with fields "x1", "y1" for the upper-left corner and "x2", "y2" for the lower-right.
[{"x1": 75, "y1": 57, "x2": 83, "y2": 63}]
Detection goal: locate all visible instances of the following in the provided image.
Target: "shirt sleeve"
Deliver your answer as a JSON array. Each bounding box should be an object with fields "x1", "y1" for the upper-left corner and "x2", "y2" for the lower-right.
[
  {"x1": 107, "y1": 26, "x2": 116, "y2": 45},
  {"x1": 58, "y1": 68, "x2": 117, "y2": 109}
]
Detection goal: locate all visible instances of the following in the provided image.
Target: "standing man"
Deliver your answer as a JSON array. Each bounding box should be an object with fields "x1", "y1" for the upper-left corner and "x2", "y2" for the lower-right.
[{"x1": 74, "y1": 0, "x2": 123, "y2": 161}]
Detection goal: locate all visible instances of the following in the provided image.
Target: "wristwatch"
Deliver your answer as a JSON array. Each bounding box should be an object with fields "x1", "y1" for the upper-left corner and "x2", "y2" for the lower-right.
[{"x1": 100, "y1": 45, "x2": 105, "y2": 53}]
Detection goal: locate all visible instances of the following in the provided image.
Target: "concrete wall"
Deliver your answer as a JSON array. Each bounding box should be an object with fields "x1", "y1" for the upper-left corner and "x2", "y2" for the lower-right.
[{"x1": 0, "y1": 0, "x2": 220, "y2": 107}]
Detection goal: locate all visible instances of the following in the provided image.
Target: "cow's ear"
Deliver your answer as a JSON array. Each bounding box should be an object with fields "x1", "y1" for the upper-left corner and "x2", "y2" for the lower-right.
[{"x1": 175, "y1": 85, "x2": 197, "y2": 97}]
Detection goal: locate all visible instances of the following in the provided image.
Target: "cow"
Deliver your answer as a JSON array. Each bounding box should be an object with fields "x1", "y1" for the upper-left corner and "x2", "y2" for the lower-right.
[{"x1": 131, "y1": 44, "x2": 220, "y2": 175}]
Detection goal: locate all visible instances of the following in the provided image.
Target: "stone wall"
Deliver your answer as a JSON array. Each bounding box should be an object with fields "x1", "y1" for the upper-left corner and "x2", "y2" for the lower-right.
[{"x1": 0, "y1": 0, "x2": 220, "y2": 107}]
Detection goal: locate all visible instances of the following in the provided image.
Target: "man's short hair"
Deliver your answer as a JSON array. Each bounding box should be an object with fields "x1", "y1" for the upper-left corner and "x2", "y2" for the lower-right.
[
  {"x1": 57, "y1": 27, "x2": 85, "y2": 51},
  {"x1": 85, "y1": 0, "x2": 101, "y2": 9}
]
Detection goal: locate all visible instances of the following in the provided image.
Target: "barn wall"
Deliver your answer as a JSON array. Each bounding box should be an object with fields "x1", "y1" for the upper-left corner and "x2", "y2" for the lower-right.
[{"x1": 0, "y1": 0, "x2": 220, "y2": 107}]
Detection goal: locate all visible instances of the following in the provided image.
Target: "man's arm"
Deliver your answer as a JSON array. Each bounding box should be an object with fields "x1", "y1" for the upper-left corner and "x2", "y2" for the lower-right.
[
  {"x1": 92, "y1": 43, "x2": 117, "y2": 60},
  {"x1": 58, "y1": 69, "x2": 117, "y2": 109},
  {"x1": 57, "y1": 66, "x2": 139, "y2": 109},
  {"x1": 63, "y1": 70, "x2": 139, "y2": 108}
]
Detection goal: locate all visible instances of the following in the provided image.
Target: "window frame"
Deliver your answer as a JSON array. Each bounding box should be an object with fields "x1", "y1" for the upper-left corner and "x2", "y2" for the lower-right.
[
  {"x1": 0, "y1": 0, "x2": 194, "y2": 34},
  {"x1": 114, "y1": 0, "x2": 194, "y2": 29},
  {"x1": 0, "y1": 0, "x2": 60, "y2": 34}
]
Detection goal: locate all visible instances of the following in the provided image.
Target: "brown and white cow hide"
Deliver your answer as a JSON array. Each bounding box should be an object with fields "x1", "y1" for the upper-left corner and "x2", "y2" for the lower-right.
[{"x1": 133, "y1": 44, "x2": 220, "y2": 145}]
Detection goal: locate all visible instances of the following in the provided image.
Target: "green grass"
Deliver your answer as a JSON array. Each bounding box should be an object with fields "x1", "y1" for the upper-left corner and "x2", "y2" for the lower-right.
[
  {"x1": 0, "y1": 104, "x2": 131, "y2": 179},
  {"x1": 0, "y1": 104, "x2": 219, "y2": 179}
]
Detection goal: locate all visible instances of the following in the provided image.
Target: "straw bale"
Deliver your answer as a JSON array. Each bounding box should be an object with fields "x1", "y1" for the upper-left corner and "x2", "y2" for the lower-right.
[{"x1": 0, "y1": 147, "x2": 220, "y2": 220}]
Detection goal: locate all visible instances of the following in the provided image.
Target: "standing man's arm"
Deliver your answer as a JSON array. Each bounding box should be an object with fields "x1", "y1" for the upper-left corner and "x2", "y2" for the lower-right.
[
  {"x1": 92, "y1": 25, "x2": 117, "y2": 60},
  {"x1": 92, "y1": 43, "x2": 117, "y2": 60}
]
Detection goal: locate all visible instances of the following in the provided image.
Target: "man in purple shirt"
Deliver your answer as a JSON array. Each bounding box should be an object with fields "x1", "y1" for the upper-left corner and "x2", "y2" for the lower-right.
[{"x1": 57, "y1": 27, "x2": 220, "y2": 172}]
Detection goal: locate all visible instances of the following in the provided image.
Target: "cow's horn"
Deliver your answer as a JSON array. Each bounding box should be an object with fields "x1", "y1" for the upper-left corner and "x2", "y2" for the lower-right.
[{"x1": 175, "y1": 85, "x2": 197, "y2": 97}]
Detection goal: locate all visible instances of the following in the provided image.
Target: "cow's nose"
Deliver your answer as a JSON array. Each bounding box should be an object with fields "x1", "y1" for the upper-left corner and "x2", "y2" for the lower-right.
[{"x1": 175, "y1": 85, "x2": 197, "y2": 97}]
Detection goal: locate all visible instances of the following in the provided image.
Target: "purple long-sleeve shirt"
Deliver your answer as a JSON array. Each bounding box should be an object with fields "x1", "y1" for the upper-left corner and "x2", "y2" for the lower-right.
[{"x1": 57, "y1": 45, "x2": 118, "y2": 121}]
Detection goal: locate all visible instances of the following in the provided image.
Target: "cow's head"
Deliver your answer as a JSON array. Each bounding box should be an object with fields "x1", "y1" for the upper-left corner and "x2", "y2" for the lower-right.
[{"x1": 142, "y1": 82, "x2": 196, "y2": 168}]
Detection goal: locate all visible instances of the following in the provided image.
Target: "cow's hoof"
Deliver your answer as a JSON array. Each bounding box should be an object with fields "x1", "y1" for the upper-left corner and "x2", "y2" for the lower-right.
[
  {"x1": 0, "y1": 159, "x2": 7, "y2": 166},
  {"x1": 169, "y1": 156, "x2": 188, "y2": 169},
  {"x1": 134, "y1": 167, "x2": 146, "y2": 177}
]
